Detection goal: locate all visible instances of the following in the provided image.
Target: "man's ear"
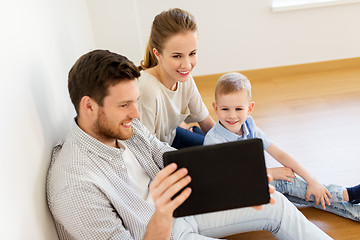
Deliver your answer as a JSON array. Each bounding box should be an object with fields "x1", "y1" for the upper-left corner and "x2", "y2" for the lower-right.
[
  {"x1": 248, "y1": 101, "x2": 255, "y2": 115},
  {"x1": 80, "y1": 96, "x2": 97, "y2": 115}
]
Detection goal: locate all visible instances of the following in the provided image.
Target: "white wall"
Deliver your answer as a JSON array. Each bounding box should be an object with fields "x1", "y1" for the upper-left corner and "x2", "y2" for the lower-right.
[
  {"x1": 88, "y1": 0, "x2": 360, "y2": 76},
  {"x1": 1, "y1": 1, "x2": 359, "y2": 239},
  {"x1": 0, "y1": 0, "x2": 95, "y2": 239},
  {"x1": 87, "y1": 0, "x2": 144, "y2": 63}
]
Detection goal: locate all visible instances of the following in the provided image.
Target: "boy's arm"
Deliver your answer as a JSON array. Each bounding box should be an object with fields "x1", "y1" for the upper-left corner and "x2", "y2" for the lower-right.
[{"x1": 266, "y1": 143, "x2": 332, "y2": 209}]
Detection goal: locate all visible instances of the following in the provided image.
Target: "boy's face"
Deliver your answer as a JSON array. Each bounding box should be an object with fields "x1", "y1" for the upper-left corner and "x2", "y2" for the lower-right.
[{"x1": 213, "y1": 90, "x2": 254, "y2": 135}]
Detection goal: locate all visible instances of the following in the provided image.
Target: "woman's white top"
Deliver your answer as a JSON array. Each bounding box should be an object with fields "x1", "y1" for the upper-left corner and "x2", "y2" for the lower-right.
[{"x1": 137, "y1": 71, "x2": 209, "y2": 144}]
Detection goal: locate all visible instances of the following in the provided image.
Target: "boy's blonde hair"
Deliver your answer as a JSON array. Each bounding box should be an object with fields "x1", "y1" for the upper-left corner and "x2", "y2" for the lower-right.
[{"x1": 215, "y1": 72, "x2": 251, "y2": 101}]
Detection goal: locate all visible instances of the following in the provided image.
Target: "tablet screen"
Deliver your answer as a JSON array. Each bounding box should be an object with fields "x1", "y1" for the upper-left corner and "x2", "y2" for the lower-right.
[{"x1": 163, "y1": 138, "x2": 270, "y2": 217}]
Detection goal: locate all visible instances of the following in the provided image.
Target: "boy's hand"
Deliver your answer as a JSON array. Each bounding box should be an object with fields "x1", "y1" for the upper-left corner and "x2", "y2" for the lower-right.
[
  {"x1": 267, "y1": 167, "x2": 296, "y2": 182},
  {"x1": 305, "y1": 180, "x2": 332, "y2": 209}
]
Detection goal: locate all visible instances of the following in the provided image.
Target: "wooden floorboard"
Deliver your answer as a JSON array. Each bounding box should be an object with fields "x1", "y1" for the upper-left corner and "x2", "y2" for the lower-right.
[{"x1": 194, "y1": 57, "x2": 360, "y2": 239}]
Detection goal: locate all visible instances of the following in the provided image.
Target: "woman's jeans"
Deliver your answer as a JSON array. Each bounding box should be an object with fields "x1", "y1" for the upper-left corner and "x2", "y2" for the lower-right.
[
  {"x1": 172, "y1": 191, "x2": 332, "y2": 240},
  {"x1": 271, "y1": 178, "x2": 360, "y2": 222},
  {"x1": 172, "y1": 126, "x2": 205, "y2": 149}
]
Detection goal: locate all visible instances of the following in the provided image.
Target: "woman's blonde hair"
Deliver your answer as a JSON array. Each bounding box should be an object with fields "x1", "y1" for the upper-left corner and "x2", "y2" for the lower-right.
[{"x1": 139, "y1": 8, "x2": 197, "y2": 70}]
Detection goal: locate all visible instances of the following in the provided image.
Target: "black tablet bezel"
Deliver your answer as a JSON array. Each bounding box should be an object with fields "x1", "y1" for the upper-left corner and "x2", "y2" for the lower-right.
[{"x1": 163, "y1": 138, "x2": 270, "y2": 217}]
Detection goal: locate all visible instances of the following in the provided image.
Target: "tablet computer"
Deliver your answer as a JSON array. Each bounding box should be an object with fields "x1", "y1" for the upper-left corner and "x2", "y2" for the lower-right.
[{"x1": 163, "y1": 138, "x2": 269, "y2": 217}]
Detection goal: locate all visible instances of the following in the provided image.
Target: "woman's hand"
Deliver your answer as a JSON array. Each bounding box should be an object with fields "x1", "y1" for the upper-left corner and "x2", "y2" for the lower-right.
[
  {"x1": 178, "y1": 121, "x2": 193, "y2": 131},
  {"x1": 267, "y1": 167, "x2": 296, "y2": 182}
]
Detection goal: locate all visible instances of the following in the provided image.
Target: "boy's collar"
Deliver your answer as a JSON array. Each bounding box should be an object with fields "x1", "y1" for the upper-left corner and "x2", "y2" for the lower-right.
[{"x1": 215, "y1": 120, "x2": 250, "y2": 141}]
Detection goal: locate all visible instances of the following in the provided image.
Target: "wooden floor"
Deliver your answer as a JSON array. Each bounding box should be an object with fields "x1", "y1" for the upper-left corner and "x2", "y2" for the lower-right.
[{"x1": 194, "y1": 58, "x2": 360, "y2": 239}]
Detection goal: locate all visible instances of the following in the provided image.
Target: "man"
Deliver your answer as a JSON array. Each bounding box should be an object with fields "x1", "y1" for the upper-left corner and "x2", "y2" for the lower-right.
[{"x1": 46, "y1": 49, "x2": 332, "y2": 239}]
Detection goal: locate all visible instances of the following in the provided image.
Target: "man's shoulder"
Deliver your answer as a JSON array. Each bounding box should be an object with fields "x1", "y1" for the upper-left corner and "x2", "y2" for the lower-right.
[
  {"x1": 132, "y1": 118, "x2": 147, "y2": 133},
  {"x1": 48, "y1": 133, "x2": 89, "y2": 181},
  {"x1": 131, "y1": 118, "x2": 165, "y2": 145},
  {"x1": 127, "y1": 119, "x2": 154, "y2": 146},
  {"x1": 46, "y1": 130, "x2": 104, "y2": 201},
  {"x1": 52, "y1": 132, "x2": 84, "y2": 157}
]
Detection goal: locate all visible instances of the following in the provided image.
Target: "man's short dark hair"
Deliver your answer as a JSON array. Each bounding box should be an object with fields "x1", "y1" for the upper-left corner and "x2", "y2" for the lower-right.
[{"x1": 68, "y1": 49, "x2": 140, "y2": 113}]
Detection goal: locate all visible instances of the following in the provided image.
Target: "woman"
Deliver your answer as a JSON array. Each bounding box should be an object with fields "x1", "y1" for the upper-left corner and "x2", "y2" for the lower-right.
[{"x1": 137, "y1": 8, "x2": 215, "y2": 148}]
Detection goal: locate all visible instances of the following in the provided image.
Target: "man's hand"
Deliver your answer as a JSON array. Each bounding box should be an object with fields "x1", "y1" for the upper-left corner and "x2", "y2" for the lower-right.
[
  {"x1": 150, "y1": 163, "x2": 192, "y2": 216},
  {"x1": 252, "y1": 175, "x2": 276, "y2": 210},
  {"x1": 144, "y1": 163, "x2": 191, "y2": 240}
]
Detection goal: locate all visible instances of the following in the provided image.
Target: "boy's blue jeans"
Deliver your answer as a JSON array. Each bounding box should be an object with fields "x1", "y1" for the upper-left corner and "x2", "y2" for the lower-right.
[{"x1": 271, "y1": 178, "x2": 360, "y2": 222}]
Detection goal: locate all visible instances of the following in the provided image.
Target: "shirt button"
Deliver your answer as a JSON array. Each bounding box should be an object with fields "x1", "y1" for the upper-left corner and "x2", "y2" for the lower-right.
[
  {"x1": 109, "y1": 157, "x2": 112, "y2": 161},
  {"x1": 121, "y1": 164, "x2": 125, "y2": 169}
]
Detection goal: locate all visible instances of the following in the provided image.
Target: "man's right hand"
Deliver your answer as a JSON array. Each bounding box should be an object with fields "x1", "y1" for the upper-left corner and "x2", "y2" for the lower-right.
[{"x1": 144, "y1": 163, "x2": 191, "y2": 240}]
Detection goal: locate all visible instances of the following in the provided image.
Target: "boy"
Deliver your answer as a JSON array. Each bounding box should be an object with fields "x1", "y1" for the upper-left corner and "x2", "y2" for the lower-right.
[{"x1": 204, "y1": 72, "x2": 360, "y2": 221}]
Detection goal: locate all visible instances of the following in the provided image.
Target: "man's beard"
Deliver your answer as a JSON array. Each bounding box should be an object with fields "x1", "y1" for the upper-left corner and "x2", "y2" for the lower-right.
[{"x1": 94, "y1": 108, "x2": 133, "y2": 141}]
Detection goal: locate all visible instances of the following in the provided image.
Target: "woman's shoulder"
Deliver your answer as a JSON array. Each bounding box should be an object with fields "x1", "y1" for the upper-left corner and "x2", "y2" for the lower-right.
[
  {"x1": 138, "y1": 70, "x2": 158, "y2": 83},
  {"x1": 138, "y1": 71, "x2": 162, "y2": 94}
]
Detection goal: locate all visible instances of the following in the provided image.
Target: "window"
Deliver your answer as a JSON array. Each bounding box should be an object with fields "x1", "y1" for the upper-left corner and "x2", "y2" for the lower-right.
[{"x1": 272, "y1": 0, "x2": 360, "y2": 12}]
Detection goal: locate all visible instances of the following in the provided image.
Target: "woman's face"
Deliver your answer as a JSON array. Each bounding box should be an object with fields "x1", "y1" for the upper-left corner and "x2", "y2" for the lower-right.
[{"x1": 155, "y1": 31, "x2": 198, "y2": 86}]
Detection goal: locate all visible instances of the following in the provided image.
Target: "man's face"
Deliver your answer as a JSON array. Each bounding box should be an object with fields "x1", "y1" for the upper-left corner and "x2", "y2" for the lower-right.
[{"x1": 92, "y1": 80, "x2": 140, "y2": 145}]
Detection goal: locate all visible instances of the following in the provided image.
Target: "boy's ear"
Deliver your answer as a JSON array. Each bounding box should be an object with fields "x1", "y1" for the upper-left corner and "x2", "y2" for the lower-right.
[
  {"x1": 212, "y1": 102, "x2": 217, "y2": 112},
  {"x1": 247, "y1": 101, "x2": 255, "y2": 115}
]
